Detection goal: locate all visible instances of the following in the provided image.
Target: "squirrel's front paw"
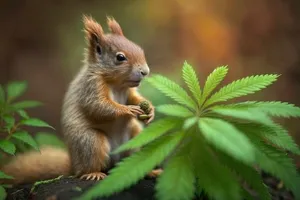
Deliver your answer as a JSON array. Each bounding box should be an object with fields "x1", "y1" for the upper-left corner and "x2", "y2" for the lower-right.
[
  {"x1": 127, "y1": 105, "x2": 145, "y2": 117},
  {"x1": 80, "y1": 172, "x2": 107, "y2": 181}
]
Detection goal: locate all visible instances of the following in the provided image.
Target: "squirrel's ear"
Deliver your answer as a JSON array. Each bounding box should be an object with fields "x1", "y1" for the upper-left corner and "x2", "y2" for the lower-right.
[
  {"x1": 107, "y1": 16, "x2": 124, "y2": 36},
  {"x1": 83, "y1": 15, "x2": 105, "y2": 45}
]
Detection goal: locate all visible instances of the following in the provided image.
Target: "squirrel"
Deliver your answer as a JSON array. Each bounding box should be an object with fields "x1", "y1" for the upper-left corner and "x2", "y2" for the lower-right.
[{"x1": 0, "y1": 15, "x2": 162, "y2": 185}]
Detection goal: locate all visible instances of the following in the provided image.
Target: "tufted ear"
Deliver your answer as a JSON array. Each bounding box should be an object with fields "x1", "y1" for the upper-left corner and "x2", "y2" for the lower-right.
[{"x1": 107, "y1": 16, "x2": 124, "y2": 36}]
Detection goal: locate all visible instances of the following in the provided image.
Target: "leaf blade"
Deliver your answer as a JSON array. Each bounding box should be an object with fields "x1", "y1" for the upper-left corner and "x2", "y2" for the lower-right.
[
  {"x1": 156, "y1": 104, "x2": 194, "y2": 118},
  {"x1": 20, "y1": 118, "x2": 54, "y2": 129},
  {"x1": 0, "y1": 140, "x2": 16, "y2": 155},
  {"x1": 12, "y1": 131, "x2": 39, "y2": 151},
  {"x1": 6, "y1": 81, "x2": 27, "y2": 102}
]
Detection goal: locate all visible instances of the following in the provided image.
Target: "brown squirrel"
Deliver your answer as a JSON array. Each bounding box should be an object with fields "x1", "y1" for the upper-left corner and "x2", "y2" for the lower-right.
[{"x1": 0, "y1": 15, "x2": 162, "y2": 185}]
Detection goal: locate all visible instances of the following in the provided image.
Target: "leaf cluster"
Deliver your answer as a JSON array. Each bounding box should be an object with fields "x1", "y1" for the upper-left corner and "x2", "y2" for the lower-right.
[{"x1": 79, "y1": 62, "x2": 300, "y2": 200}]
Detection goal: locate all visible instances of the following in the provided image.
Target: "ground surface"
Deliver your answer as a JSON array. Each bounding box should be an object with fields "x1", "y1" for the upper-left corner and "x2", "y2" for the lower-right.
[{"x1": 5, "y1": 172, "x2": 295, "y2": 200}]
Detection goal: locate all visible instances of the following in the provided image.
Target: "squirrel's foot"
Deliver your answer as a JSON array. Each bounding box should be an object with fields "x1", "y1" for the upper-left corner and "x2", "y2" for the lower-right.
[
  {"x1": 80, "y1": 172, "x2": 107, "y2": 181},
  {"x1": 147, "y1": 169, "x2": 163, "y2": 178}
]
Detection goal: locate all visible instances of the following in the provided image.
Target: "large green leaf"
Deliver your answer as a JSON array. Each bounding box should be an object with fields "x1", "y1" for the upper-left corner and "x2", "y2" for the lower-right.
[
  {"x1": 6, "y1": 81, "x2": 27, "y2": 102},
  {"x1": 10, "y1": 100, "x2": 42, "y2": 110},
  {"x1": 198, "y1": 118, "x2": 255, "y2": 164},
  {"x1": 190, "y1": 137, "x2": 241, "y2": 200},
  {"x1": 182, "y1": 61, "x2": 202, "y2": 105},
  {"x1": 0, "y1": 140, "x2": 16, "y2": 155},
  {"x1": 20, "y1": 118, "x2": 54, "y2": 129},
  {"x1": 146, "y1": 74, "x2": 197, "y2": 110},
  {"x1": 113, "y1": 117, "x2": 180, "y2": 154},
  {"x1": 12, "y1": 131, "x2": 39, "y2": 151},
  {"x1": 156, "y1": 104, "x2": 194, "y2": 118},
  {"x1": 199, "y1": 66, "x2": 228, "y2": 106},
  {"x1": 183, "y1": 117, "x2": 198, "y2": 130},
  {"x1": 203, "y1": 74, "x2": 279, "y2": 108},
  {"x1": 79, "y1": 131, "x2": 185, "y2": 199},
  {"x1": 155, "y1": 144, "x2": 195, "y2": 200}
]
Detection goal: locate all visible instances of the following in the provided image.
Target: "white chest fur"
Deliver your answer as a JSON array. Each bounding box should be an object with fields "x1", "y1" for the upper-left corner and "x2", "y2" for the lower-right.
[{"x1": 108, "y1": 86, "x2": 128, "y2": 105}]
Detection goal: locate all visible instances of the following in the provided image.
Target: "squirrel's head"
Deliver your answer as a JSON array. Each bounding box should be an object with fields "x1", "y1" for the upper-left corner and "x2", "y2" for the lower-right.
[{"x1": 82, "y1": 15, "x2": 149, "y2": 88}]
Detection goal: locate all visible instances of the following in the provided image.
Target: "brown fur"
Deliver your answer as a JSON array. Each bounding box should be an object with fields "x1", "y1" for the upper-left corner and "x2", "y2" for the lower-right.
[{"x1": 0, "y1": 15, "x2": 160, "y2": 185}]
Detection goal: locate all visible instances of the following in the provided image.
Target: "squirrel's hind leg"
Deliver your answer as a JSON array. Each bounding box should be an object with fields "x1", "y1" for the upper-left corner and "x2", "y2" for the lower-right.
[{"x1": 68, "y1": 129, "x2": 111, "y2": 181}]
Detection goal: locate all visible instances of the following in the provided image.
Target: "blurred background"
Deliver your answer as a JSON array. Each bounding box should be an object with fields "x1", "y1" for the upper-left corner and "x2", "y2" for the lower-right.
[{"x1": 0, "y1": 0, "x2": 300, "y2": 160}]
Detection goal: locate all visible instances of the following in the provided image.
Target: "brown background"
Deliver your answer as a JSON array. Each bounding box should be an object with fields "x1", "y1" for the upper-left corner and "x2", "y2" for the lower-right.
[{"x1": 0, "y1": 0, "x2": 300, "y2": 159}]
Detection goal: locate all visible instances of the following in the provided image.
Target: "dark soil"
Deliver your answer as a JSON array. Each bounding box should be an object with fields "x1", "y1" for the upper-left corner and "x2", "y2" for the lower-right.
[{"x1": 5, "y1": 172, "x2": 296, "y2": 200}]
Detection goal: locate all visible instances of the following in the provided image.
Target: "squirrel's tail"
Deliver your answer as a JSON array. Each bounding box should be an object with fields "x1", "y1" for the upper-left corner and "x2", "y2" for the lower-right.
[{"x1": 0, "y1": 146, "x2": 72, "y2": 185}]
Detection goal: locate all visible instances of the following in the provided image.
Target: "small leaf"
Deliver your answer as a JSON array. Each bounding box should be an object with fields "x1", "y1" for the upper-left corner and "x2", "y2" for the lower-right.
[
  {"x1": 156, "y1": 144, "x2": 195, "y2": 200},
  {"x1": 204, "y1": 74, "x2": 279, "y2": 108},
  {"x1": 10, "y1": 100, "x2": 42, "y2": 110},
  {"x1": 12, "y1": 131, "x2": 39, "y2": 151},
  {"x1": 0, "y1": 85, "x2": 5, "y2": 104},
  {"x1": 0, "y1": 185, "x2": 7, "y2": 200},
  {"x1": 198, "y1": 118, "x2": 255, "y2": 164},
  {"x1": 156, "y1": 104, "x2": 194, "y2": 118},
  {"x1": 6, "y1": 81, "x2": 27, "y2": 102},
  {"x1": 21, "y1": 118, "x2": 54, "y2": 129},
  {"x1": 146, "y1": 75, "x2": 197, "y2": 110},
  {"x1": 199, "y1": 66, "x2": 228, "y2": 106},
  {"x1": 0, "y1": 140, "x2": 16, "y2": 155},
  {"x1": 183, "y1": 117, "x2": 198, "y2": 130},
  {"x1": 79, "y1": 131, "x2": 185, "y2": 199},
  {"x1": 113, "y1": 118, "x2": 180, "y2": 154},
  {"x1": 3, "y1": 115, "x2": 15, "y2": 131},
  {"x1": 0, "y1": 171, "x2": 13, "y2": 179},
  {"x1": 17, "y1": 110, "x2": 29, "y2": 119},
  {"x1": 182, "y1": 61, "x2": 202, "y2": 105}
]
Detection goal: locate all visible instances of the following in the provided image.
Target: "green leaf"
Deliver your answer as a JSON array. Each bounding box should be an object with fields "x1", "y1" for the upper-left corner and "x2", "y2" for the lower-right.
[
  {"x1": 203, "y1": 74, "x2": 279, "y2": 108},
  {"x1": 35, "y1": 132, "x2": 66, "y2": 149},
  {"x1": 190, "y1": 136, "x2": 241, "y2": 200},
  {"x1": 183, "y1": 117, "x2": 198, "y2": 130},
  {"x1": 156, "y1": 104, "x2": 194, "y2": 118},
  {"x1": 6, "y1": 81, "x2": 27, "y2": 102},
  {"x1": 10, "y1": 100, "x2": 42, "y2": 110},
  {"x1": 0, "y1": 171, "x2": 14, "y2": 179},
  {"x1": 0, "y1": 140, "x2": 16, "y2": 155},
  {"x1": 217, "y1": 101, "x2": 300, "y2": 118},
  {"x1": 216, "y1": 150, "x2": 271, "y2": 200},
  {"x1": 182, "y1": 61, "x2": 202, "y2": 105},
  {"x1": 113, "y1": 118, "x2": 179, "y2": 154},
  {"x1": 17, "y1": 110, "x2": 29, "y2": 119},
  {"x1": 210, "y1": 107, "x2": 273, "y2": 125},
  {"x1": 79, "y1": 131, "x2": 185, "y2": 199},
  {"x1": 155, "y1": 144, "x2": 195, "y2": 200},
  {"x1": 12, "y1": 131, "x2": 39, "y2": 151},
  {"x1": 198, "y1": 118, "x2": 255, "y2": 164},
  {"x1": 0, "y1": 85, "x2": 5, "y2": 104},
  {"x1": 0, "y1": 185, "x2": 7, "y2": 200},
  {"x1": 146, "y1": 74, "x2": 197, "y2": 110},
  {"x1": 3, "y1": 115, "x2": 15, "y2": 131},
  {"x1": 20, "y1": 118, "x2": 54, "y2": 129},
  {"x1": 199, "y1": 65, "x2": 228, "y2": 106}
]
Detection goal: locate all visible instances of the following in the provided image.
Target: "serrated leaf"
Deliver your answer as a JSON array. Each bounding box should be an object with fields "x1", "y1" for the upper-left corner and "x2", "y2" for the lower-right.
[
  {"x1": 0, "y1": 185, "x2": 7, "y2": 200},
  {"x1": 198, "y1": 118, "x2": 255, "y2": 164},
  {"x1": 203, "y1": 74, "x2": 279, "y2": 108},
  {"x1": 216, "y1": 150, "x2": 271, "y2": 200},
  {"x1": 17, "y1": 110, "x2": 29, "y2": 119},
  {"x1": 155, "y1": 144, "x2": 195, "y2": 200},
  {"x1": 199, "y1": 66, "x2": 228, "y2": 106},
  {"x1": 35, "y1": 132, "x2": 66, "y2": 149},
  {"x1": 0, "y1": 171, "x2": 13, "y2": 180},
  {"x1": 12, "y1": 131, "x2": 39, "y2": 151},
  {"x1": 0, "y1": 140, "x2": 16, "y2": 155},
  {"x1": 156, "y1": 104, "x2": 194, "y2": 118},
  {"x1": 2, "y1": 115, "x2": 15, "y2": 131},
  {"x1": 210, "y1": 107, "x2": 273, "y2": 125},
  {"x1": 146, "y1": 75, "x2": 197, "y2": 110},
  {"x1": 217, "y1": 101, "x2": 300, "y2": 118},
  {"x1": 182, "y1": 61, "x2": 202, "y2": 105},
  {"x1": 183, "y1": 117, "x2": 198, "y2": 130},
  {"x1": 0, "y1": 85, "x2": 5, "y2": 104},
  {"x1": 20, "y1": 118, "x2": 54, "y2": 129},
  {"x1": 10, "y1": 100, "x2": 42, "y2": 110},
  {"x1": 6, "y1": 81, "x2": 27, "y2": 102},
  {"x1": 79, "y1": 131, "x2": 185, "y2": 199},
  {"x1": 113, "y1": 118, "x2": 179, "y2": 154},
  {"x1": 190, "y1": 136, "x2": 241, "y2": 200}
]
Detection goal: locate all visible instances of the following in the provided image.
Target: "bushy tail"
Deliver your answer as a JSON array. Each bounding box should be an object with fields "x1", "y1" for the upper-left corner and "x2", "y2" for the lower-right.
[{"x1": 0, "y1": 146, "x2": 71, "y2": 185}]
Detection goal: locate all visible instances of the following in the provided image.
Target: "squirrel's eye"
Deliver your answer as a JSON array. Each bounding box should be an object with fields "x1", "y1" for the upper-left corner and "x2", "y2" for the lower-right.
[{"x1": 116, "y1": 52, "x2": 127, "y2": 62}]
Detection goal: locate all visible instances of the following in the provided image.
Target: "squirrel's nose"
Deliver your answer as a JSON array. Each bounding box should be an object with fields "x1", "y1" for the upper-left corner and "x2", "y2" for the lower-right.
[{"x1": 139, "y1": 64, "x2": 150, "y2": 77}]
